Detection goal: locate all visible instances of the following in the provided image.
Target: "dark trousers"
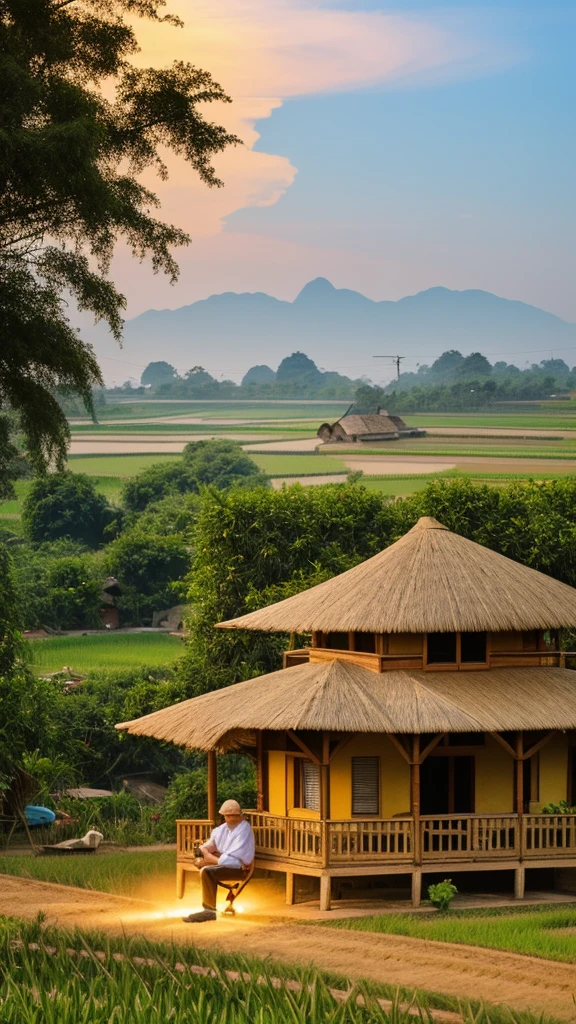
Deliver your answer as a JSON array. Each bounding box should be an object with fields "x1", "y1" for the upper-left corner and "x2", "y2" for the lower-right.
[{"x1": 200, "y1": 866, "x2": 245, "y2": 910}]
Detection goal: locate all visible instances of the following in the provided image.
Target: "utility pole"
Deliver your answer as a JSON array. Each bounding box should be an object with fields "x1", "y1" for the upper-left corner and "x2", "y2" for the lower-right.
[{"x1": 373, "y1": 355, "x2": 405, "y2": 381}]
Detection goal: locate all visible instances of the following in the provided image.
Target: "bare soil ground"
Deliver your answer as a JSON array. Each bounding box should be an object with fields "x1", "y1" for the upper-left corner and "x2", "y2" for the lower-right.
[{"x1": 1, "y1": 875, "x2": 575, "y2": 1019}]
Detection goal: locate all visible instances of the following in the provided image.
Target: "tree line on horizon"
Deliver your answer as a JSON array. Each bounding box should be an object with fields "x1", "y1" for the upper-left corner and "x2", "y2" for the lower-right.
[{"x1": 101, "y1": 347, "x2": 576, "y2": 410}]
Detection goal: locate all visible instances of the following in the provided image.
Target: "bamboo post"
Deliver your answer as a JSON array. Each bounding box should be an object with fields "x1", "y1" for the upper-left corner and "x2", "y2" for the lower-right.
[
  {"x1": 515, "y1": 731, "x2": 524, "y2": 860},
  {"x1": 256, "y1": 731, "x2": 264, "y2": 812},
  {"x1": 321, "y1": 732, "x2": 330, "y2": 868},
  {"x1": 411, "y1": 735, "x2": 421, "y2": 866},
  {"x1": 207, "y1": 750, "x2": 218, "y2": 826}
]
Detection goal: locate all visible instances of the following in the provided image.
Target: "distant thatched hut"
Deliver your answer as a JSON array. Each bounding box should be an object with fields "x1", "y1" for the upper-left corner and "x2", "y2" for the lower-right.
[
  {"x1": 117, "y1": 517, "x2": 576, "y2": 910},
  {"x1": 317, "y1": 406, "x2": 425, "y2": 443}
]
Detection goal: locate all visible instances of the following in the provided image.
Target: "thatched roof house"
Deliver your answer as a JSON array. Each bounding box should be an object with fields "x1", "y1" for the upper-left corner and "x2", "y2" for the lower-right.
[
  {"x1": 318, "y1": 407, "x2": 426, "y2": 443},
  {"x1": 116, "y1": 515, "x2": 576, "y2": 910}
]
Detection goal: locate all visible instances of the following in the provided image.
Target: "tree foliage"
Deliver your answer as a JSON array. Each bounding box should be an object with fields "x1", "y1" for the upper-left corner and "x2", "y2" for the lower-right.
[
  {"x1": 104, "y1": 526, "x2": 190, "y2": 624},
  {"x1": 181, "y1": 477, "x2": 576, "y2": 696},
  {"x1": 141, "y1": 361, "x2": 178, "y2": 388},
  {"x1": 122, "y1": 440, "x2": 268, "y2": 513},
  {"x1": 22, "y1": 472, "x2": 116, "y2": 546},
  {"x1": 0, "y1": 0, "x2": 239, "y2": 490}
]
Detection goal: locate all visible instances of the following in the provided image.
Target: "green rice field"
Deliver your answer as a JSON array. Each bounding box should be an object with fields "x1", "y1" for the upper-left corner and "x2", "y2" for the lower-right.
[
  {"x1": 0, "y1": 916, "x2": 531, "y2": 1024},
  {"x1": 406, "y1": 412, "x2": 576, "y2": 430},
  {"x1": 70, "y1": 422, "x2": 316, "y2": 435},
  {"x1": 74, "y1": 400, "x2": 349, "y2": 422},
  {"x1": 28, "y1": 633, "x2": 183, "y2": 674},
  {"x1": 0, "y1": 850, "x2": 175, "y2": 895},
  {"x1": 324, "y1": 904, "x2": 576, "y2": 964}
]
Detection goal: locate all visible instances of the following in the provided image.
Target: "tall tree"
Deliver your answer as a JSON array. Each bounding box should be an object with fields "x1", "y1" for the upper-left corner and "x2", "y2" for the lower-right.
[{"x1": 0, "y1": 0, "x2": 239, "y2": 490}]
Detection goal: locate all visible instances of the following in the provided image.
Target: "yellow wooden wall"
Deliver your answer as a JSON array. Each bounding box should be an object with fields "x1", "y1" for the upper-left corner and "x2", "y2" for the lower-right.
[
  {"x1": 474, "y1": 734, "x2": 514, "y2": 813},
  {"x1": 265, "y1": 733, "x2": 572, "y2": 817},
  {"x1": 539, "y1": 733, "x2": 569, "y2": 808}
]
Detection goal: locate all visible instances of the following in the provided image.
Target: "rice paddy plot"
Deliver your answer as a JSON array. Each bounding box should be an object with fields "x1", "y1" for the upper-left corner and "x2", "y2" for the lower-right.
[
  {"x1": 408, "y1": 413, "x2": 576, "y2": 430},
  {"x1": 67, "y1": 453, "x2": 182, "y2": 476},
  {"x1": 0, "y1": 850, "x2": 176, "y2": 896},
  {"x1": 323, "y1": 904, "x2": 576, "y2": 964},
  {"x1": 28, "y1": 633, "x2": 183, "y2": 675},
  {"x1": 69, "y1": 422, "x2": 315, "y2": 435},
  {"x1": 0, "y1": 916, "x2": 546, "y2": 1024},
  {"x1": 251, "y1": 454, "x2": 348, "y2": 475}
]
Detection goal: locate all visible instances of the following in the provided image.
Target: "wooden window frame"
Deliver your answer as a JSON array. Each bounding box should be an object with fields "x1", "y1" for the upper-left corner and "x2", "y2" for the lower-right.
[
  {"x1": 424, "y1": 632, "x2": 489, "y2": 671},
  {"x1": 351, "y1": 756, "x2": 380, "y2": 817},
  {"x1": 292, "y1": 756, "x2": 320, "y2": 812}
]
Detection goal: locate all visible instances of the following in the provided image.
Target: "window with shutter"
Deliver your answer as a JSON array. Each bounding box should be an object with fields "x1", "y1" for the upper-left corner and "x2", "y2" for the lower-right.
[
  {"x1": 301, "y1": 760, "x2": 320, "y2": 811},
  {"x1": 352, "y1": 757, "x2": 379, "y2": 815}
]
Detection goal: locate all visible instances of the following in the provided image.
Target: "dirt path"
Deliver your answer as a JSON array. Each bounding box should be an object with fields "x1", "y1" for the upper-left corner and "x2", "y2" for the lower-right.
[{"x1": 1, "y1": 876, "x2": 575, "y2": 1019}]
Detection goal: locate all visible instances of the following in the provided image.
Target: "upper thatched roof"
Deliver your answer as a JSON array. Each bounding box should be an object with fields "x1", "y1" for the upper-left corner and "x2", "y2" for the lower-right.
[
  {"x1": 217, "y1": 516, "x2": 576, "y2": 634},
  {"x1": 116, "y1": 659, "x2": 576, "y2": 751}
]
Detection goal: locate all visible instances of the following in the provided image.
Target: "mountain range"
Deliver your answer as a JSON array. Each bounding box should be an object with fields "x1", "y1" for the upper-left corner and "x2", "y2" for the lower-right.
[{"x1": 122, "y1": 279, "x2": 576, "y2": 379}]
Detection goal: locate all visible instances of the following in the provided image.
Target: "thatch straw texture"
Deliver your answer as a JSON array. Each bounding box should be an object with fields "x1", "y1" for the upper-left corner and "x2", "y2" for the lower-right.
[
  {"x1": 217, "y1": 516, "x2": 576, "y2": 634},
  {"x1": 116, "y1": 659, "x2": 576, "y2": 751}
]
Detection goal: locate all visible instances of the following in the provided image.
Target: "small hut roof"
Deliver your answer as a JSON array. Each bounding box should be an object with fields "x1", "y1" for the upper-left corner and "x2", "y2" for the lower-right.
[
  {"x1": 217, "y1": 517, "x2": 576, "y2": 634},
  {"x1": 116, "y1": 659, "x2": 576, "y2": 751},
  {"x1": 338, "y1": 414, "x2": 399, "y2": 436}
]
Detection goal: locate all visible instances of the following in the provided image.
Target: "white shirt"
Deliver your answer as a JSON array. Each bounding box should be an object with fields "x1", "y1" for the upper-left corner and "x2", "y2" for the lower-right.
[{"x1": 206, "y1": 819, "x2": 255, "y2": 869}]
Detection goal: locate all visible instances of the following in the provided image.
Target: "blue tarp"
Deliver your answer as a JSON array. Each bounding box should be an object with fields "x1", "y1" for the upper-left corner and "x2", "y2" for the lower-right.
[{"x1": 25, "y1": 805, "x2": 56, "y2": 827}]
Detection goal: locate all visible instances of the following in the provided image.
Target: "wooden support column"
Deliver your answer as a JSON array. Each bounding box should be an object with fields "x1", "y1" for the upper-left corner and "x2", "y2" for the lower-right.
[
  {"x1": 412, "y1": 870, "x2": 422, "y2": 909},
  {"x1": 321, "y1": 732, "x2": 331, "y2": 869},
  {"x1": 515, "y1": 866, "x2": 525, "y2": 900},
  {"x1": 320, "y1": 874, "x2": 331, "y2": 912},
  {"x1": 515, "y1": 731, "x2": 524, "y2": 868},
  {"x1": 411, "y1": 735, "x2": 422, "y2": 866},
  {"x1": 207, "y1": 750, "x2": 218, "y2": 825},
  {"x1": 285, "y1": 871, "x2": 295, "y2": 906},
  {"x1": 256, "y1": 731, "x2": 264, "y2": 812}
]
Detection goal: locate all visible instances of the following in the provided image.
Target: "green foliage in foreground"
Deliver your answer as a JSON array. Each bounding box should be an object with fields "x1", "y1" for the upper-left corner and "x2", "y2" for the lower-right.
[
  {"x1": 0, "y1": 917, "x2": 554, "y2": 1024},
  {"x1": 28, "y1": 634, "x2": 183, "y2": 675},
  {"x1": 323, "y1": 905, "x2": 576, "y2": 963}
]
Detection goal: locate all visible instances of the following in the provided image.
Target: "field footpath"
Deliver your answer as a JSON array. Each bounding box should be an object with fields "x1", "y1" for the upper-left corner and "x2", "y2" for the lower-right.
[{"x1": 1, "y1": 874, "x2": 575, "y2": 1019}]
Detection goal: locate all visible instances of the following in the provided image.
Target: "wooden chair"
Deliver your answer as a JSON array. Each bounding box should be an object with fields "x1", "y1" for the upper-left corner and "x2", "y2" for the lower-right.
[{"x1": 216, "y1": 862, "x2": 255, "y2": 915}]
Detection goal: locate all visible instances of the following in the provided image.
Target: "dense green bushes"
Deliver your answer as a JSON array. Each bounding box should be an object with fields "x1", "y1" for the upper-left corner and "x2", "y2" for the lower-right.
[
  {"x1": 181, "y1": 477, "x2": 576, "y2": 694},
  {"x1": 22, "y1": 472, "x2": 117, "y2": 546}
]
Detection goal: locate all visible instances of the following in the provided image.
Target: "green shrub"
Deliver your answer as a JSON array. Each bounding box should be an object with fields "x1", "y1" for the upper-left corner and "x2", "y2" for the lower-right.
[
  {"x1": 542, "y1": 800, "x2": 576, "y2": 814},
  {"x1": 22, "y1": 472, "x2": 116, "y2": 547},
  {"x1": 428, "y1": 879, "x2": 458, "y2": 912}
]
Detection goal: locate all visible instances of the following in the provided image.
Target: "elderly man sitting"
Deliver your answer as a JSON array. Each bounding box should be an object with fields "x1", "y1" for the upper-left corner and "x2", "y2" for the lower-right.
[{"x1": 183, "y1": 799, "x2": 255, "y2": 923}]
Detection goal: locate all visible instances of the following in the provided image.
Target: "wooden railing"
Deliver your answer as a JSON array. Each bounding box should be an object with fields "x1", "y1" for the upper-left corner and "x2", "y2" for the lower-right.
[
  {"x1": 329, "y1": 818, "x2": 413, "y2": 862},
  {"x1": 421, "y1": 815, "x2": 519, "y2": 860},
  {"x1": 177, "y1": 813, "x2": 576, "y2": 866},
  {"x1": 524, "y1": 815, "x2": 576, "y2": 856},
  {"x1": 176, "y1": 819, "x2": 212, "y2": 857},
  {"x1": 283, "y1": 648, "x2": 576, "y2": 672}
]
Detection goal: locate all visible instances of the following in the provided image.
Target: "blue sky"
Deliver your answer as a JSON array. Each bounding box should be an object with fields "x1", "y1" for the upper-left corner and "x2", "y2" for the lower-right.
[
  {"x1": 221, "y1": 1, "x2": 575, "y2": 319},
  {"x1": 105, "y1": 0, "x2": 575, "y2": 341}
]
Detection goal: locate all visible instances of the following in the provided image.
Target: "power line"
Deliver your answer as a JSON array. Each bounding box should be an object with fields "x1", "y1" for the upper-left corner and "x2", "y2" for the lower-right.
[{"x1": 373, "y1": 354, "x2": 405, "y2": 380}]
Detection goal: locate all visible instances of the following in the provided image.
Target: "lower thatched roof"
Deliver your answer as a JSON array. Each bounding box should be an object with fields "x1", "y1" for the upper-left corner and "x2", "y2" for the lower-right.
[{"x1": 116, "y1": 659, "x2": 576, "y2": 751}]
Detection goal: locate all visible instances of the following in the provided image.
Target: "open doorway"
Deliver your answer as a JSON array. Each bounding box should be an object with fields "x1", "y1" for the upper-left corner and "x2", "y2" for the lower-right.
[{"x1": 421, "y1": 756, "x2": 475, "y2": 814}]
